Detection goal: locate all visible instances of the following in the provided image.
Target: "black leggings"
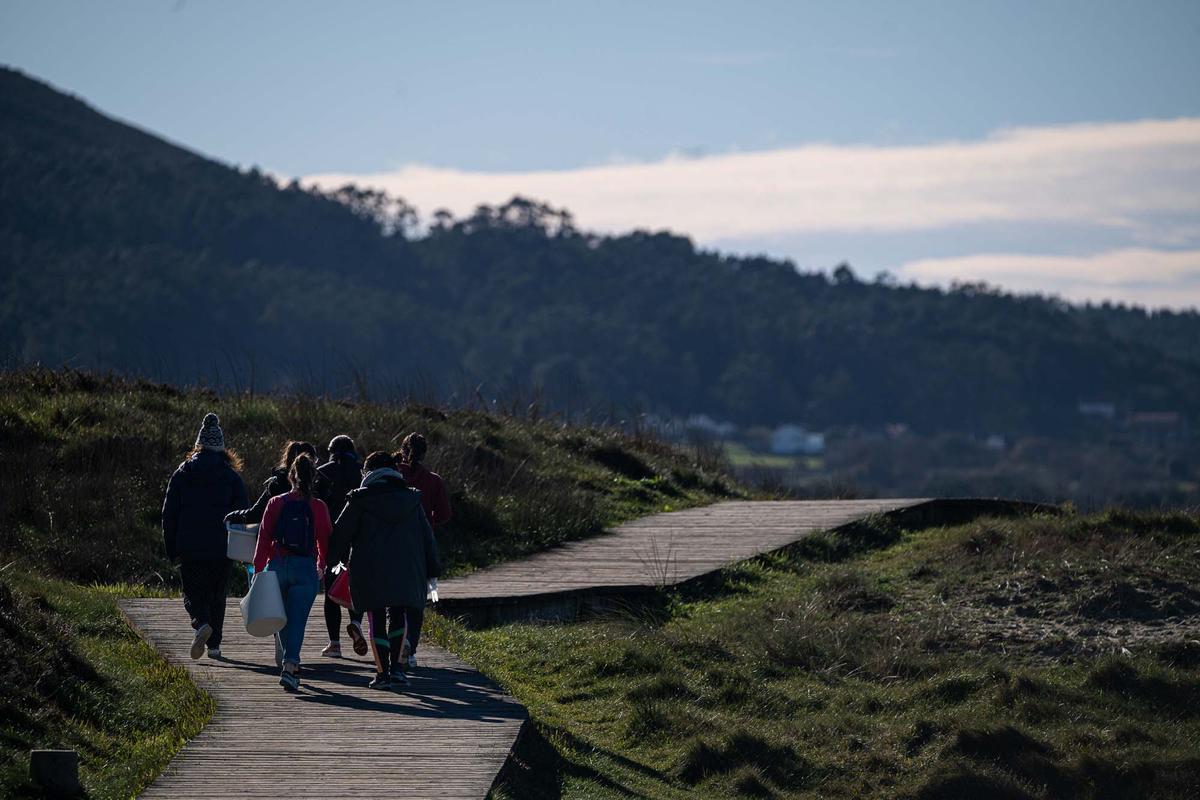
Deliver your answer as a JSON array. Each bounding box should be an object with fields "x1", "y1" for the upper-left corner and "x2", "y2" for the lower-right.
[
  {"x1": 366, "y1": 606, "x2": 407, "y2": 676},
  {"x1": 405, "y1": 604, "x2": 424, "y2": 655},
  {"x1": 181, "y1": 559, "x2": 231, "y2": 648},
  {"x1": 323, "y1": 568, "x2": 362, "y2": 640}
]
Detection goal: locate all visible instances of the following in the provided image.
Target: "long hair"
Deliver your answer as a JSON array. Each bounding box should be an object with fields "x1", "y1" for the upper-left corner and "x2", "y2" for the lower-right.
[
  {"x1": 188, "y1": 445, "x2": 244, "y2": 473},
  {"x1": 289, "y1": 453, "x2": 316, "y2": 497},
  {"x1": 398, "y1": 432, "x2": 427, "y2": 465},
  {"x1": 276, "y1": 440, "x2": 317, "y2": 472}
]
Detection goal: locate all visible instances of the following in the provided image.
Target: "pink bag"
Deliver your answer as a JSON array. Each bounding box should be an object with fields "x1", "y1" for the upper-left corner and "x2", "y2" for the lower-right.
[{"x1": 328, "y1": 567, "x2": 353, "y2": 609}]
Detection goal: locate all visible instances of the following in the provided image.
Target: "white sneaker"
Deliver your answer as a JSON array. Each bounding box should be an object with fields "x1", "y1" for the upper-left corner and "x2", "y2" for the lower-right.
[
  {"x1": 206, "y1": 647, "x2": 222, "y2": 659},
  {"x1": 407, "y1": 654, "x2": 417, "y2": 669},
  {"x1": 274, "y1": 634, "x2": 284, "y2": 668},
  {"x1": 321, "y1": 641, "x2": 342, "y2": 658},
  {"x1": 190, "y1": 624, "x2": 212, "y2": 660}
]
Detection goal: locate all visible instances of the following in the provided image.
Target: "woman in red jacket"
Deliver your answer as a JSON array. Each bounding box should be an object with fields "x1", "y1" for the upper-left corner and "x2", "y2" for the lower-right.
[
  {"x1": 253, "y1": 454, "x2": 331, "y2": 691},
  {"x1": 395, "y1": 432, "x2": 451, "y2": 669}
]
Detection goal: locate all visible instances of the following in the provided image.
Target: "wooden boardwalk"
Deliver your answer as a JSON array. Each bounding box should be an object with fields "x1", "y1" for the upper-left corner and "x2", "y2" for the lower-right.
[
  {"x1": 120, "y1": 598, "x2": 527, "y2": 799},
  {"x1": 437, "y1": 498, "x2": 1052, "y2": 625},
  {"x1": 438, "y1": 499, "x2": 933, "y2": 624}
]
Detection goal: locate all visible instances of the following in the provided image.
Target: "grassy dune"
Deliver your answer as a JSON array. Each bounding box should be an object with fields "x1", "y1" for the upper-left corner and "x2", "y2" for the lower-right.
[
  {"x1": 436, "y1": 511, "x2": 1200, "y2": 799},
  {"x1": 0, "y1": 369, "x2": 735, "y2": 795}
]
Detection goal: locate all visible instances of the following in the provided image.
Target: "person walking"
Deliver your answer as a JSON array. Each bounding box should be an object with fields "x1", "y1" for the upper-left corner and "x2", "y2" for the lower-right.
[
  {"x1": 162, "y1": 413, "x2": 248, "y2": 660},
  {"x1": 315, "y1": 435, "x2": 367, "y2": 657},
  {"x1": 227, "y1": 440, "x2": 317, "y2": 525},
  {"x1": 329, "y1": 451, "x2": 440, "y2": 690},
  {"x1": 395, "y1": 432, "x2": 451, "y2": 669},
  {"x1": 253, "y1": 453, "x2": 331, "y2": 692}
]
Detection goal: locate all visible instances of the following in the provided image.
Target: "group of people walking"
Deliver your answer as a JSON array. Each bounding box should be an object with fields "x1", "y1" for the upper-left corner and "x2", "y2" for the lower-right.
[{"x1": 161, "y1": 412, "x2": 450, "y2": 692}]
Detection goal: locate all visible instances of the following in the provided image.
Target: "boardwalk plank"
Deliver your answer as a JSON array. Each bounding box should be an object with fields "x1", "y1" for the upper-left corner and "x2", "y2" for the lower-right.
[
  {"x1": 121, "y1": 598, "x2": 527, "y2": 799},
  {"x1": 439, "y1": 499, "x2": 928, "y2": 605}
]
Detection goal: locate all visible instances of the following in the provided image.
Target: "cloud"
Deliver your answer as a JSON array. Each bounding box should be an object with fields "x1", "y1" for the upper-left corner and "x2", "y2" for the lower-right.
[
  {"x1": 305, "y1": 118, "x2": 1200, "y2": 242},
  {"x1": 303, "y1": 117, "x2": 1200, "y2": 308},
  {"x1": 898, "y1": 248, "x2": 1200, "y2": 310}
]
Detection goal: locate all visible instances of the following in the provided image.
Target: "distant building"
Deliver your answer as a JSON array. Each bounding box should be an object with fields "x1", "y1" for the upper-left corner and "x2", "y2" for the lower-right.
[
  {"x1": 771, "y1": 424, "x2": 825, "y2": 455},
  {"x1": 1078, "y1": 401, "x2": 1116, "y2": 420}
]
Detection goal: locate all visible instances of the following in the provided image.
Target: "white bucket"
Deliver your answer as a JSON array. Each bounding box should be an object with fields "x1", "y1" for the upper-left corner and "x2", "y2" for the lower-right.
[
  {"x1": 225, "y1": 523, "x2": 258, "y2": 563},
  {"x1": 239, "y1": 569, "x2": 287, "y2": 637}
]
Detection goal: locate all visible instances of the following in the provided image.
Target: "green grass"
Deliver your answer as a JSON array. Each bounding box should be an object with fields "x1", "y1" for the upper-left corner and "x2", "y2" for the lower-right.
[
  {"x1": 0, "y1": 368, "x2": 738, "y2": 585},
  {"x1": 0, "y1": 573, "x2": 211, "y2": 798},
  {"x1": 723, "y1": 442, "x2": 801, "y2": 470},
  {"x1": 430, "y1": 510, "x2": 1200, "y2": 799},
  {"x1": 0, "y1": 368, "x2": 739, "y2": 794}
]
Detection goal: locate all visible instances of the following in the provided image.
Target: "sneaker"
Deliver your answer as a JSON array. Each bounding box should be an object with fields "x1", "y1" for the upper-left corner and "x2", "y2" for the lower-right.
[
  {"x1": 321, "y1": 641, "x2": 342, "y2": 658},
  {"x1": 347, "y1": 622, "x2": 368, "y2": 656},
  {"x1": 391, "y1": 670, "x2": 409, "y2": 689},
  {"x1": 206, "y1": 647, "x2": 222, "y2": 659},
  {"x1": 279, "y1": 668, "x2": 300, "y2": 692},
  {"x1": 368, "y1": 673, "x2": 392, "y2": 690},
  {"x1": 190, "y1": 624, "x2": 212, "y2": 660},
  {"x1": 274, "y1": 635, "x2": 284, "y2": 668},
  {"x1": 406, "y1": 654, "x2": 417, "y2": 670}
]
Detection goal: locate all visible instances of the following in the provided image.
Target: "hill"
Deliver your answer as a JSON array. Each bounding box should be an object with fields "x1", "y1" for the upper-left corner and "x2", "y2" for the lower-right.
[
  {"x1": 0, "y1": 368, "x2": 734, "y2": 796},
  {"x1": 448, "y1": 510, "x2": 1200, "y2": 799},
  {"x1": 4, "y1": 66, "x2": 1200, "y2": 442}
]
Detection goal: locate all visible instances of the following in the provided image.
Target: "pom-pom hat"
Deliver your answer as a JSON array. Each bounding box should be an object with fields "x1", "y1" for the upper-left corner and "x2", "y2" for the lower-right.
[{"x1": 195, "y1": 412, "x2": 225, "y2": 451}]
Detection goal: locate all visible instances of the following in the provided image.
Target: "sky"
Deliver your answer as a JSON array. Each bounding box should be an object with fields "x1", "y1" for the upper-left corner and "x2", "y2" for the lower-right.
[{"x1": 4, "y1": 0, "x2": 1200, "y2": 308}]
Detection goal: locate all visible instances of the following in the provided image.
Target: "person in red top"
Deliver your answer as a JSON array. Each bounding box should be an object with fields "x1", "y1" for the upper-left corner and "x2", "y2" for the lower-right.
[
  {"x1": 395, "y1": 432, "x2": 451, "y2": 669},
  {"x1": 253, "y1": 453, "x2": 331, "y2": 691}
]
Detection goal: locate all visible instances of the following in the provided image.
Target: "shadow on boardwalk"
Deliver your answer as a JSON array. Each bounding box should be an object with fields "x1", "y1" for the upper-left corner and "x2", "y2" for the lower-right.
[{"x1": 122, "y1": 598, "x2": 527, "y2": 799}]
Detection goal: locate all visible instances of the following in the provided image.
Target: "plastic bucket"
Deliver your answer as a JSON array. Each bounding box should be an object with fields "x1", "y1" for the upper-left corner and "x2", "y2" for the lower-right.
[
  {"x1": 239, "y1": 569, "x2": 287, "y2": 637},
  {"x1": 226, "y1": 523, "x2": 258, "y2": 563}
]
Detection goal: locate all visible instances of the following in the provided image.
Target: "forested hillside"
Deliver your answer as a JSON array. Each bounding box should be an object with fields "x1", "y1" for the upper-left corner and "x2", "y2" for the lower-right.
[{"x1": 4, "y1": 66, "x2": 1200, "y2": 438}]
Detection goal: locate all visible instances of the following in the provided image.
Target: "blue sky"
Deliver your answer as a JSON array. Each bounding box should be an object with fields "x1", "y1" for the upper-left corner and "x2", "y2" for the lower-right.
[{"x1": 4, "y1": 1, "x2": 1200, "y2": 307}]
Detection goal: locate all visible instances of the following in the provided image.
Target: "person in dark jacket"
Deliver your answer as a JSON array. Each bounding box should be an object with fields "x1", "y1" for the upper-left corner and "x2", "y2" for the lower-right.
[
  {"x1": 226, "y1": 440, "x2": 317, "y2": 525},
  {"x1": 328, "y1": 451, "x2": 440, "y2": 690},
  {"x1": 162, "y1": 413, "x2": 249, "y2": 660},
  {"x1": 315, "y1": 434, "x2": 366, "y2": 657},
  {"x1": 395, "y1": 432, "x2": 451, "y2": 669}
]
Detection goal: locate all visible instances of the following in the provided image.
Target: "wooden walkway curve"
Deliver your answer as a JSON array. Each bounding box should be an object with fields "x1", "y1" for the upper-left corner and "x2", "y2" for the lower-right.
[
  {"x1": 122, "y1": 498, "x2": 1042, "y2": 795},
  {"x1": 120, "y1": 598, "x2": 527, "y2": 799},
  {"x1": 438, "y1": 498, "x2": 1040, "y2": 625}
]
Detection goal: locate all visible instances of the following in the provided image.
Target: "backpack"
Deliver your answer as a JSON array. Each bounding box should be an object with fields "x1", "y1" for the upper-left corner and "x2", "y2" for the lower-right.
[{"x1": 274, "y1": 497, "x2": 315, "y2": 556}]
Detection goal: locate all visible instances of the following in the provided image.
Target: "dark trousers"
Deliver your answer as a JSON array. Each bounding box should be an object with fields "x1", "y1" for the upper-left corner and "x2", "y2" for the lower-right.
[
  {"x1": 366, "y1": 606, "x2": 406, "y2": 676},
  {"x1": 180, "y1": 558, "x2": 231, "y2": 649},
  {"x1": 323, "y1": 568, "x2": 362, "y2": 641},
  {"x1": 405, "y1": 604, "x2": 425, "y2": 655}
]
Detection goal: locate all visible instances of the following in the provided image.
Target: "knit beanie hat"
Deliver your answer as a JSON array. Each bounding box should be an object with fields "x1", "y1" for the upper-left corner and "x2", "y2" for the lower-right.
[{"x1": 196, "y1": 412, "x2": 225, "y2": 451}]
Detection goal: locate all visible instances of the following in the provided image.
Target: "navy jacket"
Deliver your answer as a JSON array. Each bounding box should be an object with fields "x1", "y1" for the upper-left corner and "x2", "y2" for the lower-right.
[{"x1": 162, "y1": 450, "x2": 249, "y2": 561}]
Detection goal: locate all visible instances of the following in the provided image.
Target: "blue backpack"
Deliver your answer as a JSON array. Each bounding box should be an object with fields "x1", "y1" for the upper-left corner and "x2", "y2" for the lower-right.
[{"x1": 274, "y1": 498, "x2": 315, "y2": 556}]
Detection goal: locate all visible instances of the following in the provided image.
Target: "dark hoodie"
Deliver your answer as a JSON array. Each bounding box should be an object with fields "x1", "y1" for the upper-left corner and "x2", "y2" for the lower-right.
[
  {"x1": 328, "y1": 469, "x2": 441, "y2": 612},
  {"x1": 162, "y1": 450, "x2": 249, "y2": 561}
]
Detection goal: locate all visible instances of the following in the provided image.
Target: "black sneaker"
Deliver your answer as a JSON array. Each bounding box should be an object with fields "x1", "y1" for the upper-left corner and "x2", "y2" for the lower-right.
[
  {"x1": 391, "y1": 671, "x2": 409, "y2": 690},
  {"x1": 368, "y1": 673, "x2": 392, "y2": 690},
  {"x1": 279, "y1": 669, "x2": 300, "y2": 692}
]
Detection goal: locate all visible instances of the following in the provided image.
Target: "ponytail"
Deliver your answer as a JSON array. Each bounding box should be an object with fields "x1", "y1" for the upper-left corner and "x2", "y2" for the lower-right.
[{"x1": 289, "y1": 453, "x2": 316, "y2": 497}]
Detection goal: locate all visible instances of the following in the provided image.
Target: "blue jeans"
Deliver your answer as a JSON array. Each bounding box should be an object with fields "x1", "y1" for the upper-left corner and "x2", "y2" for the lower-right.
[{"x1": 268, "y1": 555, "x2": 319, "y2": 666}]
